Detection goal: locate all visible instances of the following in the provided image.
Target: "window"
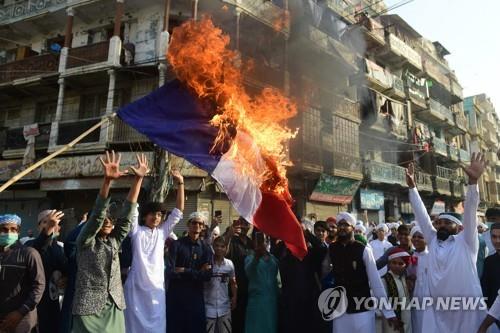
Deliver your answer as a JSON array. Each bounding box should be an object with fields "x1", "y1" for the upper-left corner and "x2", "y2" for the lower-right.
[
  {"x1": 35, "y1": 100, "x2": 57, "y2": 123},
  {"x1": 79, "y1": 90, "x2": 123, "y2": 119},
  {"x1": 79, "y1": 93, "x2": 107, "y2": 119},
  {"x1": 302, "y1": 108, "x2": 321, "y2": 146},
  {"x1": 1, "y1": 107, "x2": 21, "y2": 128},
  {"x1": 332, "y1": 115, "x2": 359, "y2": 155}
]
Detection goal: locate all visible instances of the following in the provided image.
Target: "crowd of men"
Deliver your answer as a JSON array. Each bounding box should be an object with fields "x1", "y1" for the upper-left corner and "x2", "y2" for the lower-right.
[{"x1": 0, "y1": 151, "x2": 499, "y2": 333}]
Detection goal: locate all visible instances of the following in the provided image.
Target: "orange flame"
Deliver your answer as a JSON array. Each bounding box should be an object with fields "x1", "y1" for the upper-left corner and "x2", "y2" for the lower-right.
[{"x1": 167, "y1": 17, "x2": 297, "y2": 196}]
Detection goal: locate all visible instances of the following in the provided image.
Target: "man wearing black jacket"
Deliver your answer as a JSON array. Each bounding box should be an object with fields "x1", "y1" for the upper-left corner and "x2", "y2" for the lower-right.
[
  {"x1": 0, "y1": 214, "x2": 45, "y2": 333},
  {"x1": 25, "y1": 210, "x2": 67, "y2": 333}
]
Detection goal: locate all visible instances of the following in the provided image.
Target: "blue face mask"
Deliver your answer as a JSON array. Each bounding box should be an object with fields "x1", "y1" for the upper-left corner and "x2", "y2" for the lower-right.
[{"x1": 0, "y1": 232, "x2": 19, "y2": 247}]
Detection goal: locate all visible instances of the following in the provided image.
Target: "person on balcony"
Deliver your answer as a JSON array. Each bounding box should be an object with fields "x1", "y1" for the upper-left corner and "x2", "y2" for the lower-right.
[
  {"x1": 405, "y1": 153, "x2": 488, "y2": 333},
  {"x1": 72, "y1": 151, "x2": 148, "y2": 333}
]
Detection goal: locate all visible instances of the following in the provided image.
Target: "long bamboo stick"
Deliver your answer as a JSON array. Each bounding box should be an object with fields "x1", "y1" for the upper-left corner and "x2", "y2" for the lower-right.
[{"x1": 0, "y1": 116, "x2": 112, "y2": 193}]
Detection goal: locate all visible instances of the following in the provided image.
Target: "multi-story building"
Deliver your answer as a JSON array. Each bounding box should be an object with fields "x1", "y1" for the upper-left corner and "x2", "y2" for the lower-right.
[
  {"x1": 464, "y1": 94, "x2": 499, "y2": 209},
  {"x1": 0, "y1": 0, "x2": 492, "y2": 234}
]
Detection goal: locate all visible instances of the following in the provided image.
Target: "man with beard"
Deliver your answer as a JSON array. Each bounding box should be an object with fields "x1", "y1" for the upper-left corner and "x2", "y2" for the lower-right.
[
  {"x1": 406, "y1": 152, "x2": 488, "y2": 333},
  {"x1": 328, "y1": 212, "x2": 401, "y2": 332}
]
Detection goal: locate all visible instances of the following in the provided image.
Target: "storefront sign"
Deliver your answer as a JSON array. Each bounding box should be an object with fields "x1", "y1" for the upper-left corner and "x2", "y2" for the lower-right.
[
  {"x1": 360, "y1": 189, "x2": 384, "y2": 210},
  {"x1": 310, "y1": 174, "x2": 361, "y2": 204}
]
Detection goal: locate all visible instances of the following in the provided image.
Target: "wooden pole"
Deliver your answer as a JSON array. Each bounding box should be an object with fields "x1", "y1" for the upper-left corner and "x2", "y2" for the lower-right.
[{"x1": 0, "y1": 116, "x2": 111, "y2": 193}]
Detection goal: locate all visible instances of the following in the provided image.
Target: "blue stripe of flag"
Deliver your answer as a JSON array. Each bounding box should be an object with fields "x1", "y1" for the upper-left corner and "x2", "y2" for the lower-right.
[{"x1": 117, "y1": 80, "x2": 223, "y2": 173}]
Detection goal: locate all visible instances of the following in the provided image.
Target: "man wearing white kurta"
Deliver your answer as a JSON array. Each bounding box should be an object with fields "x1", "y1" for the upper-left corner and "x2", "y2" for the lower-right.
[
  {"x1": 124, "y1": 171, "x2": 184, "y2": 333},
  {"x1": 329, "y1": 212, "x2": 401, "y2": 333},
  {"x1": 409, "y1": 226, "x2": 431, "y2": 333},
  {"x1": 406, "y1": 153, "x2": 488, "y2": 333},
  {"x1": 370, "y1": 223, "x2": 393, "y2": 276}
]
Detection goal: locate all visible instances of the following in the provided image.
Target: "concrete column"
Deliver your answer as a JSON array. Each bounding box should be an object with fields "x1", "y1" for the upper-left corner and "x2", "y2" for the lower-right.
[
  {"x1": 192, "y1": 0, "x2": 199, "y2": 20},
  {"x1": 59, "y1": 8, "x2": 74, "y2": 73},
  {"x1": 158, "y1": 63, "x2": 167, "y2": 87},
  {"x1": 108, "y1": 0, "x2": 124, "y2": 66},
  {"x1": 49, "y1": 78, "x2": 66, "y2": 148},
  {"x1": 106, "y1": 69, "x2": 116, "y2": 115},
  {"x1": 99, "y1": 69, "x2": 117, "y2": 144}
]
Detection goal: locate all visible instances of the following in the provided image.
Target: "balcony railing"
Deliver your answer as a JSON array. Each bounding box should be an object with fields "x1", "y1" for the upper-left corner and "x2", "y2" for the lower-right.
[
  {"x1": 305, "y1": 25, "x2": 356, "y2": 68},
  {"x1": 436, "y1": 165, "x2": 457, "y2": 180},
  {"x1": 415, "y1": 171, "x2": 433, "y2": 192},
  {"x1": 422, "y1": 59, "x2": 450, "y2": 91},
  {"x1": 454, "y1": 113, "x2": 468, "y2": 133},
  {"x1": 335, "y1": 98, "x2": 361, "y2": 121},
  {"x1": 57, "y1": 118, "x2": 101, "y2": 145},
  {"x1": 326, "y1": 0, "x2": 354, "y2": 23},
  {"x1": 4, "y1": 123, "x2": 52, "y2": 151},
  {"x1": 370, "y1": 114, "x2": 407, "y2": 139},
  {"x1": 112, "y1": 118, "x2": 148, "y2": 143},
  {"x1": 434, "y1": 176, "x2": 452, "y2": 195},
  {"x1": 0, "y1": 0, "x2": 68, "y2": 25},
  {"x1": 389, "y1": 75, "x2": 405, "y2": 98},
  {"x1": 67, "y1": 41, "x2": 110, "y2": 69},
  {"x1": 364, "y1": 58, "x2": 392, "y2": 90},
  {"x1": 222, "y1": 0, "x2": 290, "y2": 34},
  {"x1": 448, "y1": 145, "x2": 459, "y2": 162},
  {"x1": 386, "y1": 34, "x2": 422, "y2": 70},
  {"x1": 357, "y1": 16, "x2": 385, "y2": 46},
  {"x1": 0, "y1": 53, "x2": 59, "y2": 84},
  {"x1": 432, "y1": 137, "x2": 448, "y2": 157},
  {"x1": 451, "y1": 180, "x2": 464, "y2": 198},
  {"x1": 428, "y1": 99, "x2": 454, "y2": 124},
  {"x1": 450, "y1": 79, "x2": 463, "y2": 101},
  {"x1": 332, "y1": 151, "x2": 362, "y2": 177},
  {"x1": 459, "y1": 149, "x2": 470, "y2": 164},
  {"x1": 364, "y1": 160, "x2": 407, "y2": 186},
  {"x1": 483, "y1": 128, "x2": 498, "y2": 145}
]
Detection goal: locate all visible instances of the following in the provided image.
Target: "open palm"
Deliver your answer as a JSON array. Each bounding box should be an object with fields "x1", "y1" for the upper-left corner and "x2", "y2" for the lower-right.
[
  {"x1": 463, "y1": 152, "x2": 487, "y2": 183},
  {"x1": 130, "y1": 153, "x2": 150, "y2": 177},
  {"x1": 100, "y1": 150, "x2": 127, "y2": 180}
]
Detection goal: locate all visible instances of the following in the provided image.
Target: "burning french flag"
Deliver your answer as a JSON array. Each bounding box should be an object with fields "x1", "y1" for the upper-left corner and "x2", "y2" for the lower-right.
[{"x1": 118, "y1": 18, "x2": 307, "y2": 259}]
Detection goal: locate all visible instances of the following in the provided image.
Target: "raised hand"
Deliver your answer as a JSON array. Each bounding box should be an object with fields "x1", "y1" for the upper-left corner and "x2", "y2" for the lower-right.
[
  {"x1": 99, "y1": 151, "x2": 127, "y2": 180},
  {"x1": 40, "y1": 210, "x2": 64, "y2": 235},
  {"x1": 463, "y1": 152, "x2": 488, "y2": 185},
  {"x1": 130, "y1": 153, "x2": 150, "y2": 178},
  {"x1": 405, "y1": 163, "x2": 416, "y2": 189},
  {"x1": 171, "y1": 168, "x2": 184, "y2": 184}
]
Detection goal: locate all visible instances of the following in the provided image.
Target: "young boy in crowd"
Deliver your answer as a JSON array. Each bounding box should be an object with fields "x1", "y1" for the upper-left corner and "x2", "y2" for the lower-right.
[
  {"x1": 204, "y1": 237, "x2": 237, "y2": 333},
  {"x1": 381, "y1": 247, "x2": 412, "y2": 333}
]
